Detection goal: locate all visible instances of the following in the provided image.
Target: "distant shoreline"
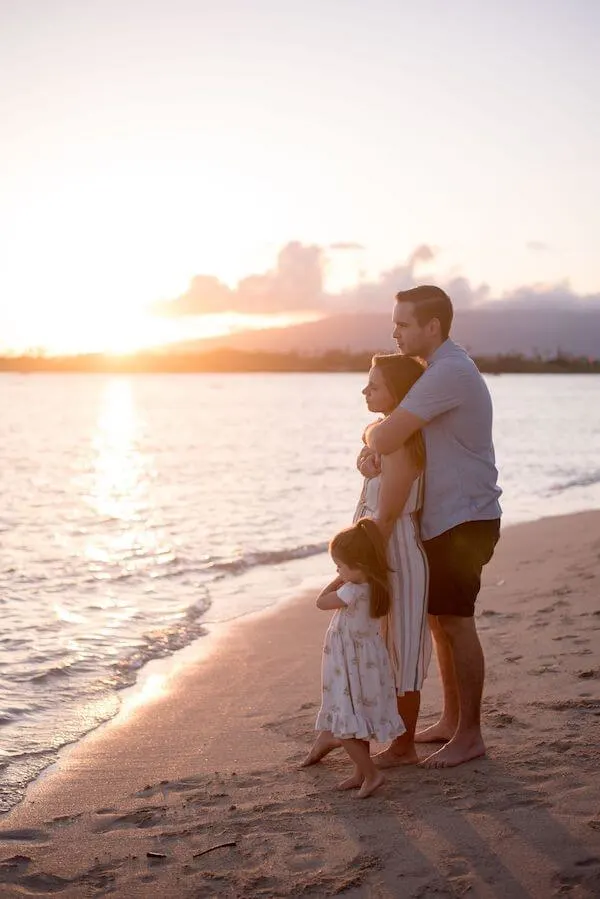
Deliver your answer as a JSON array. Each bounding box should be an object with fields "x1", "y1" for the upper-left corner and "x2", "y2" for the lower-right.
[{"x1": 1, "y1": 349, "x2": 599, "y2": 374}]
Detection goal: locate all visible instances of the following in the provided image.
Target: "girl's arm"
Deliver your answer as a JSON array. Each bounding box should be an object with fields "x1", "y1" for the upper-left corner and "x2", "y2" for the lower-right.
[
  {"x1": 376, "y1": 445, "x2": 419, "y2": 542},
  {"x1": 316, "y1": 581, "x2": 347, "y2": 610}
]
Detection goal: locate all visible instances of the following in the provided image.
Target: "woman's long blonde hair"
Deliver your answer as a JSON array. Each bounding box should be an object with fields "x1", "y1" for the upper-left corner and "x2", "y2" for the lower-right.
[
  {"x1": 330, "y1": 518, "x2": 390, "y2": 618},
  {"x1": 371, "y1": 353, "x2": 426, "y2": 471}
]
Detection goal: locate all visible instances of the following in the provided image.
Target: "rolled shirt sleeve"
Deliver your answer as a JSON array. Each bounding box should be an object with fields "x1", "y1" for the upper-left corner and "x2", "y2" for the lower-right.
[{"x1": 400, "y1": 358, "x2": 468, "y2": 421}]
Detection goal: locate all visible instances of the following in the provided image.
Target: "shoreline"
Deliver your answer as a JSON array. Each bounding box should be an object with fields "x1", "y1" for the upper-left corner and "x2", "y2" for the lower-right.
[
  {"x1": 1, "y1": 507, "x2": 597, "y2": 812},
  {"x1": 1, "y1": 509, "x2": 600, "y2": 896},
  {"x1": 4, "y1": 555, "x2": 332, "y2": 814},
  {"x1": 0, "y1": 511, "x2": 545, "y2": 814},
  {"x1": 2, "y1": 358, "x2": 600, "y2": 375}
]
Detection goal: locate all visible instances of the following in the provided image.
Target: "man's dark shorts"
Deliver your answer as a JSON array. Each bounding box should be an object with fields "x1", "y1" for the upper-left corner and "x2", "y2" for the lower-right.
[{"x1": 423, "y1": 519, "x2": 501, "y2": 618}]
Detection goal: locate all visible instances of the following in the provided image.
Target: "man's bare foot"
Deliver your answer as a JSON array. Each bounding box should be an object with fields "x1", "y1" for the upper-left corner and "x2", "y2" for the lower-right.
[
  {"x1": 414, "y1": 720, "x2": 456, "y2": 744},
  {"x1": 357, "y1": 771, "x2": 385, "y2": 798},
  {"x1": 300, "y1": 732, "x2": 342, "y2": 767},
  {"x1": 337, "y1": 770, "x2": 364, "y2": 791},
  {"x1": 420, "y1": 733, "x2": 486, "y2": 769},
  {"x1": 373, "y1": 743, "x2": 419, "y2": 768}
]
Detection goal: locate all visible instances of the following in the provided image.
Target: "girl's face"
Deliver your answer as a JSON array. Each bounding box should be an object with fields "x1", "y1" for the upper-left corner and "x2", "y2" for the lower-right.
[
  {"x1": 333, "y1": 556, "x2": 366, "y2": 584},
  {"x1": 362, "y1": 365, "x2": 396, "y2": 415}
]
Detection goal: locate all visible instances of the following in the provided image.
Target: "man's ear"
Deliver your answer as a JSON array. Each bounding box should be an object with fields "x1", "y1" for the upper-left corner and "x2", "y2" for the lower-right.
[{"x1": 427, "y1": 316, "x2": 441, "y2": 337}]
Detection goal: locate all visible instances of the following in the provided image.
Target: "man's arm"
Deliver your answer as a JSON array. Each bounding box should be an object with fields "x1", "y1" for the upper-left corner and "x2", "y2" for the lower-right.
[
  {"x1": 367, "y1": 358, "x2": 468, "y2": 455},
  {"x1": 365, "y1": 407, "x2": 425, "y2": 456}
]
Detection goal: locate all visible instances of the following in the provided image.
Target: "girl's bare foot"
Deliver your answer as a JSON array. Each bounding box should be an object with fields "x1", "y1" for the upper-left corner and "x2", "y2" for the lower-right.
[
  {"x1": 414, "y1": 720, "x2": 456, "y2": 744},
  {"x1": 300, "y1": 731, "x2": 342, "y2": 767},
  {"x1": 357, "y1": 771, "x2": 385, "y2": 798},
  {"x1": 337, "y1": 767, "x2": 363, "y2": 790}
]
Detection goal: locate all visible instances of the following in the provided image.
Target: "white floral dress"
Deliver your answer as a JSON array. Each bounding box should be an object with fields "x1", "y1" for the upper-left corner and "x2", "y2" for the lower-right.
[{"x1": 315, "y1": 582, "x2": 405, "y2": 742}]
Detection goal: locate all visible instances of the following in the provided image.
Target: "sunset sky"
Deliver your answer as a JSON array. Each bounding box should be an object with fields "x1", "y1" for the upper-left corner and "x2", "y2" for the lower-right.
[{"x1": 1, "y1": 0, "x2": 599, "y2": 354}]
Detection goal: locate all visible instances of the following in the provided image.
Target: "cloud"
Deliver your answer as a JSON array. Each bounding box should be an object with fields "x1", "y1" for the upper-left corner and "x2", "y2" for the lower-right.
[
  {"x1": 153, "y1": 239, "x2": 599, "y2": 319},
  {"x1": 495, "y1": 282, "x2": 600, "y2": 310},
  {"x1": 238, "y1": 242, "x2": 325, "y2": 313},
  {"x1": 332, "y1": 245, "x2": 489, "y2": 313},
  {"x1": 408, "y1": 244, "x2": 437, "y2": 267},
  {"x1": 153, "y1": 275, "x2": 233, "y2": 316},
  {"x1": 329, "y1": 242, "x2": 365, "y2": 251},
  {"x1": 154, "y1": 241, "x2": 325, "y2": 317}
]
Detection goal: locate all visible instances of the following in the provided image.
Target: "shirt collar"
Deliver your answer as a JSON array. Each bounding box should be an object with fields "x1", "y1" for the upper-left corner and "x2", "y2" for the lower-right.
[{"x1": 426, "y1": 338, "x2": 456, "y2": 364}]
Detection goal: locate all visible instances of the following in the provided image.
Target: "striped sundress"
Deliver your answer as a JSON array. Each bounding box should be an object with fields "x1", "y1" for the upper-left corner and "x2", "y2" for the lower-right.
[{"x1": 354, "y1": 475, "x2": 431, "y2": 695}]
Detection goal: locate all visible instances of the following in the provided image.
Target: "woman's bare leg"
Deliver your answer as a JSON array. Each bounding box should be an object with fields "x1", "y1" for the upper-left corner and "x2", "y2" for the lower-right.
[{"x1": 373, "y1": 691, "x2": 420, "y2": 767}]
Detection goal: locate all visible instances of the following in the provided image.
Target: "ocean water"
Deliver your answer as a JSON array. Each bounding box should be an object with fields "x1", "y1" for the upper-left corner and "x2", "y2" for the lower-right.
[{"x1": 1, "y1": 371, "x2": 600, "y2": 812}]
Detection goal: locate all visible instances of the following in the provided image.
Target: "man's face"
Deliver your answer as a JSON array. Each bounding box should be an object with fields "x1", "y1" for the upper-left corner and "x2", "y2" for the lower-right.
[{"x1": 392, "y1": 301, "x2": 429, "y2": 357}]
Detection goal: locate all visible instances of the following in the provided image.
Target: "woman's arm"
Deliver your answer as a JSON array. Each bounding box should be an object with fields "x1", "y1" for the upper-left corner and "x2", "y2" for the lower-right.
[{"x1": 375, "y1": 445, "x2": 419, "y2": 542}]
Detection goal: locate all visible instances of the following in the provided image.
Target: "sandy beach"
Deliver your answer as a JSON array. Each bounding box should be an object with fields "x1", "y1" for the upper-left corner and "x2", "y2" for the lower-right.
[{"x1": 1, "y1": 510, "x2": 599, "y2": 898}]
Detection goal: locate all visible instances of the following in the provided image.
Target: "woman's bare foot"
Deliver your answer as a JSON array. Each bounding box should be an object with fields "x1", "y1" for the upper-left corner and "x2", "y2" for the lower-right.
[
  {"x1": 414, "y1": 720, "x2": 456, "y2": 744},
  {"x1": 373, "y1": 734, "x2": 419, "y2": 768},
  {"x1": 357, "y1": 771, "x2": 385, "y2": 798},
  {"x1": 337, "y1": 767, "x2": 364, "y2": 791},
  {"x1": 300, "y1": 731, "x2": 342, "y2": 767}
]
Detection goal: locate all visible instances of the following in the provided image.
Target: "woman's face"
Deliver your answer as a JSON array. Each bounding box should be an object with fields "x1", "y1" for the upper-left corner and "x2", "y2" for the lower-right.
[{"x1": 362, "y1": 365, "x2": 396, "y2": 415}]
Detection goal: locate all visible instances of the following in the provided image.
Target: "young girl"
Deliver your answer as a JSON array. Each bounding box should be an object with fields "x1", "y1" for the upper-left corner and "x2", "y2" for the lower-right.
[{"x1": 310, "y1": 517, "x2": 405, "y2": 798}]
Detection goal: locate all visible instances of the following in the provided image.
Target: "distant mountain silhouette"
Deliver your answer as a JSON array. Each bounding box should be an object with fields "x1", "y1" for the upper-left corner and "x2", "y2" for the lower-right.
[{"x1": 181, "y1": 307, "x2": 600, "y2": 358}]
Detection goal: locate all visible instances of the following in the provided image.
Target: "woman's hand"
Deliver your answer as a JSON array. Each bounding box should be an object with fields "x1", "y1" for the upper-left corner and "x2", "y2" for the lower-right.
[{"x1": 357, "y1": 445, "x2": 381, "y2": 478}]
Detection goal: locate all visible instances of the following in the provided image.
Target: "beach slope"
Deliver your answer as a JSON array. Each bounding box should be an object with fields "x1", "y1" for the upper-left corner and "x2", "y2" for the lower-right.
[{"x1": 1, "y1": 511, "x2": 600, "y2": 897}]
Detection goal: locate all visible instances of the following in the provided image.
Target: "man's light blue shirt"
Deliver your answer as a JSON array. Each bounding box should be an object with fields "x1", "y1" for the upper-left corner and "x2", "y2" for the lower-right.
[{"x1": 400, "y1": 339, "x2": 502, "y2": 541}]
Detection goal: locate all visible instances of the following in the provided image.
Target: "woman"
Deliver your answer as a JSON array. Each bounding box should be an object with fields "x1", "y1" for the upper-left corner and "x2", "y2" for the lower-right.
[{"x1": 302, "y1": 354, "x2": 431, "y2": 768}]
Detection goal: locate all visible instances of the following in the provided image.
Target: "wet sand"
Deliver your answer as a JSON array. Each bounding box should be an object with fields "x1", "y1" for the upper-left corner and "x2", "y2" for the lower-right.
[{"x1": 1, "y1": 511, "x2": 600, "y2": 898}]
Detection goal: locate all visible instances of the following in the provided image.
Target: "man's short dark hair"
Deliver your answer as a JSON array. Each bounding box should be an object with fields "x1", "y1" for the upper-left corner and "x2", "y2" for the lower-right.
[{"x1": 395, "y1": 285, "x2": 453, "y2": 340}]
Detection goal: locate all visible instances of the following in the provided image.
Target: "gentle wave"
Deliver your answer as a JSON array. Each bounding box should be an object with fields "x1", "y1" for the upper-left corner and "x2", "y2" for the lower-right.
[
  {"x1": 201, "y1": 542, "x2": 329, "y2": 576},
  {"x1": 109, "y1": 595, "x2": 211, "y2": 687},
  {"x1": 549, "y1": 469, "x2": 600, "y2": 494}
]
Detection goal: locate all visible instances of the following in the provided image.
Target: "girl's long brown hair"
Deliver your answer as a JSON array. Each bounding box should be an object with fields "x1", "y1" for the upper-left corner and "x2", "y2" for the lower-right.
[
  {"x1": 371, "y1": 353, "x2": 426, "y2": 470},
  {"x1": 330, "y1": 518, "x2": 390, "y2": 618}
]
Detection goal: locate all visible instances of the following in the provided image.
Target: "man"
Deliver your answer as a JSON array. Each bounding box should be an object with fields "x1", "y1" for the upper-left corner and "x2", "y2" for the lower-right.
[{"x1": 364, "y1": 285, "x2": 502, "y2": 769}]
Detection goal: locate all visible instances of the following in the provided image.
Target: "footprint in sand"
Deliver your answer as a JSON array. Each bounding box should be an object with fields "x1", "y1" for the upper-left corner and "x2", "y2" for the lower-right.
[
  {"x1": 0, "y1": 828, "x2": 49, "y2": 843},
  {"x1": 93, "y1": 806, "x2": 167, "y2": 833},
  {"x1": 0, "y1": 854, "x2": 32, "y2": 882},
  {"x1": 135, "y1": 775, "x2": 207, "y2": 799},
  {"x1": 0, "y1": 858, "x2": 121, "y2": 894}
]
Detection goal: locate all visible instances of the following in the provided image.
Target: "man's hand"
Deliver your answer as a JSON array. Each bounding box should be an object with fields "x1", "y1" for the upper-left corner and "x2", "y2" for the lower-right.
[{"x1": 357, "y1": 445, "x2": 381, "y2": 479}]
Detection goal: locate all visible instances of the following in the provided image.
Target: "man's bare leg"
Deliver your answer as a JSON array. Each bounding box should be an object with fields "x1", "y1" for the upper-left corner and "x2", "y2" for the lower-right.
[
  {"x1": 422, "y1": 615, "x2": 486, "y2": 768},
  {"x1": 374, "y1": 691, "x2": 420, "y2": 767},
  {"x1": 415, "y1": 614, "x2": 460, "y2": 743},
  {"x1": 300, "y1": 730, "x2": 342, "y2": 767}
]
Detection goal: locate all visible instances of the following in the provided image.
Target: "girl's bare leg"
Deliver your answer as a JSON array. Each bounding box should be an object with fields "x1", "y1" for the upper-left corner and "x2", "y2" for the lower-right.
[
  {"x1": 300, "y1": 730, "x2": 342, "y2": 767},
  {"x1": 340, "y1": 739, "x2": 385, "y2": 798},
  {"x1": 337, "y1": 763, "x2": 364, "y2": 790}
]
